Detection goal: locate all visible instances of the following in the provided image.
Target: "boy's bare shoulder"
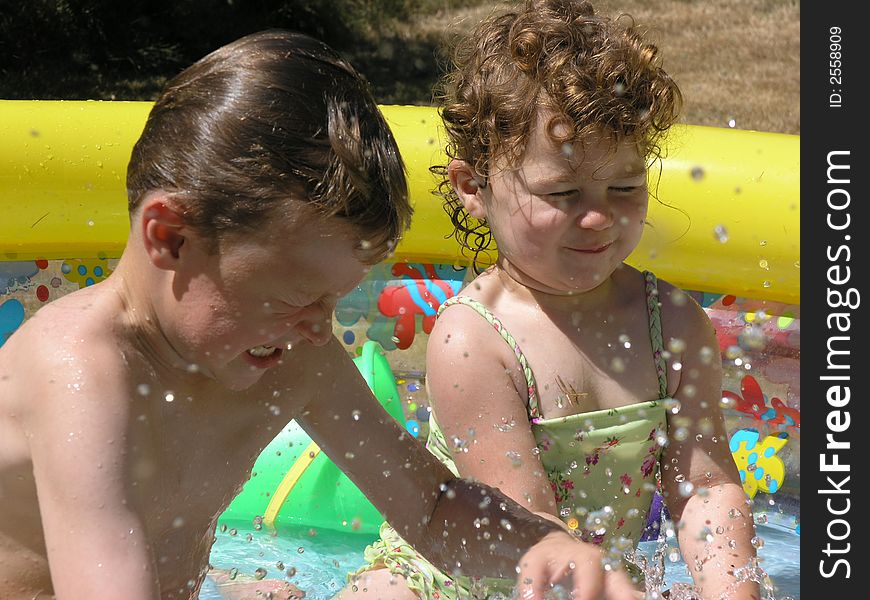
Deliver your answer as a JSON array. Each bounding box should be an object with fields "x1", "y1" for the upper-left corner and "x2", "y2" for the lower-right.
[{"x1": 1, "y1": 285, "x2": 133, "y2": 421}]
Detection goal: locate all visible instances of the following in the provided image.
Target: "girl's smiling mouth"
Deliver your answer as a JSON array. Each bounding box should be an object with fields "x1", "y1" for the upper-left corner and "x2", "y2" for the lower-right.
[{"x1": 566, "y1": 242, "x2": 613, "y2": 254}]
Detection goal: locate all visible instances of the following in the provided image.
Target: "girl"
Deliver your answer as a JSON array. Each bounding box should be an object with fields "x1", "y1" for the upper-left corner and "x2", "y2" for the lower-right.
[{"x1": 346, "y1": 1, "x2": 759, "y2": 598}]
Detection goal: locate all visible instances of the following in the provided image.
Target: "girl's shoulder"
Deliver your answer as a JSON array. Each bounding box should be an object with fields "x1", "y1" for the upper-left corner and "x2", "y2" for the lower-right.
[{"x1": 647, "y1": 272, "x2": 717, "y2": 345}]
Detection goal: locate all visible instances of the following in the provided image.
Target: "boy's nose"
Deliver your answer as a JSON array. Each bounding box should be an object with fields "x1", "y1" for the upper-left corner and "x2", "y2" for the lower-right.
[
  {"x1": 296, "y1": 315, "x2": 334, "y2": 346},
  {"x1": 292, "y1": 300, "x2": 335, "y2": 346}
]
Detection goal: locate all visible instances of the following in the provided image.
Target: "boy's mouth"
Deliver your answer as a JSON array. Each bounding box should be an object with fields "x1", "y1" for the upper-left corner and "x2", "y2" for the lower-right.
[
  {"x1": 247, "y1": 345, "x2": 279, "y2": 358},
  {"x1": 243, "y1": 345, "x2": 284, "y2": 369}
]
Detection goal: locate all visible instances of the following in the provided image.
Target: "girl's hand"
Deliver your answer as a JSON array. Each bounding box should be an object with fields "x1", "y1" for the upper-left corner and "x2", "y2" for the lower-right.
[{"x1": 516, "y1": 531, "x2": 638, "y2": 600}]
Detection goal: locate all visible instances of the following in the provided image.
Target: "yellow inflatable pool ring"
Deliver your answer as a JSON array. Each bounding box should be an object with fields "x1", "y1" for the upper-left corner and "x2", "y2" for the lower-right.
[{"x1": 0, "y1": 101, "x2": 799, "y2": 304}]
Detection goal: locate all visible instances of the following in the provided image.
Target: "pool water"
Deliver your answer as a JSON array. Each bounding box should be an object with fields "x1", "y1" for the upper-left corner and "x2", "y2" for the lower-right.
[{"x1": 200, "y1": 519, "x2": 799, "y2": 599}]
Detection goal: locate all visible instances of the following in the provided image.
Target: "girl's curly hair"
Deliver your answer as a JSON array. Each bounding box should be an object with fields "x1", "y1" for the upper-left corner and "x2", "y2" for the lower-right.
[{"x1": 433, "y1": 0, "x2": 683, "y2": 268}]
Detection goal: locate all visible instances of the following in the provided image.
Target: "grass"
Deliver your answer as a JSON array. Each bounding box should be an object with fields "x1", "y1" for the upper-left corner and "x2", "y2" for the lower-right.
[
  {"x1": 379, "y1": 0, "x2": 800, "y2": 134},
  {"x1": 2, "y1": 0, "x2": 799, "y2": 135}
]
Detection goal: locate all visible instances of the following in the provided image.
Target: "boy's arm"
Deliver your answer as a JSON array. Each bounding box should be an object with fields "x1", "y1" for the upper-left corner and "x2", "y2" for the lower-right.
[
  {"x1": 26, "y1": 369, "x2": 160, "y2": 599},
  {"x1": 659, "y1": 290, "x2": 760, "y2": 600},
  {"x1": 295, "y1": 338, "x2": 636, "y2": 599}
]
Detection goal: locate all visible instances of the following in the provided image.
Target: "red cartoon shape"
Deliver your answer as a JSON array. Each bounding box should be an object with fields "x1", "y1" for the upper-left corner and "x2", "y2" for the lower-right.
[
  {"x1": 722, "y1": 375, "x2": 767, "y2": 419},
  {"x1": 377, "y1": 264, "x2": 457, "y2": 350}
]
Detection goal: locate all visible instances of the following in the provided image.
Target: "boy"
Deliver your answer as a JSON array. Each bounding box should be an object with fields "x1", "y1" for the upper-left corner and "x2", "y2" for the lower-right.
[{"x1": 0, "y1": 30, "x2": 636, "y2": 599}]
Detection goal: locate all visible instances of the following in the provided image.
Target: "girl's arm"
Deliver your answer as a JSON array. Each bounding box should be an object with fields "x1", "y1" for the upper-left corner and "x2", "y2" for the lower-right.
[
  {"x1": 296, "y1": 337, "x2": 636, "y2": 600},
  {"x1": 658, "y1": 286, "x2": 760, "y2": 600}
]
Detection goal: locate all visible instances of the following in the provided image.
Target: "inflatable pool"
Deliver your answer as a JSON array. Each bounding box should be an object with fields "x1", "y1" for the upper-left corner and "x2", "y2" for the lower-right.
[{"x1": 0, "y1": 100, "x2": 800, "y2": 598}]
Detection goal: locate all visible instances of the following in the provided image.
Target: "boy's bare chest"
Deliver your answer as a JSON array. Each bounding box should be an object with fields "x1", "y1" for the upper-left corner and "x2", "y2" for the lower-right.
[{"x1": 126, "y1": 391, "x2": 300, "y2": 550}]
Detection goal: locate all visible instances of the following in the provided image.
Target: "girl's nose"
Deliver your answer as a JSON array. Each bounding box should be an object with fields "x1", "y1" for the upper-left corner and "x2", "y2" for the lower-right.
[{"x1": 577, "y1": 203, "x2": 614, "y2": 231}]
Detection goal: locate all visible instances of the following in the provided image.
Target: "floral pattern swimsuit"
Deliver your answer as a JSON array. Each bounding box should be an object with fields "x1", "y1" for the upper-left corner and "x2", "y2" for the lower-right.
[{"x1": 351, "y1": 272, "x2": 669, "y2": 599}]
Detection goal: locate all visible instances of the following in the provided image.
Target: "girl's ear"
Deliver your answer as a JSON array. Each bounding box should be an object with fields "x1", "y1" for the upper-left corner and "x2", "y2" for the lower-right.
[
  {"x1": 140, "y1": 194, "x2": 188, "y2": 271},
  {"x1": 448, "y1": 159, "x2": 488, "y2": 220}
]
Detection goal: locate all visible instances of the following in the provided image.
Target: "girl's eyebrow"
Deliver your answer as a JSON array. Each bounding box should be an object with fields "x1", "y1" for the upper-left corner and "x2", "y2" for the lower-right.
[
  {"x1": 615, "y1": 164, "x2": 648, "y2": 178},
  {"x1": 527, "y1": 165, "x2": 647, "y2": 188}
]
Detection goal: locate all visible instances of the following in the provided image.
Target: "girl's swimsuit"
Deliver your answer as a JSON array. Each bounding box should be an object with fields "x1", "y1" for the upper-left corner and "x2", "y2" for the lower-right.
[{"x1": 350, "y1": 272, "x2": 669, "y2": 599}]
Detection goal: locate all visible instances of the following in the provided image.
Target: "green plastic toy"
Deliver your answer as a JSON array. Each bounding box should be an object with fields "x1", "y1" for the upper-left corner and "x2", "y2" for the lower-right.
[{"x1": 218, "y1": 341, "x2": 406, "y2": 537}]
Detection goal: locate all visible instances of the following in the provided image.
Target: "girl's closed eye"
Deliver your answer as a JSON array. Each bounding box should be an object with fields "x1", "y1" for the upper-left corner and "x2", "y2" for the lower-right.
[
  {"x1": 546, "y1": 189, "x2": 578, "y2": 198},
  {"x1": 610, "y1": 185, "x2": 646, "y2": 193}
]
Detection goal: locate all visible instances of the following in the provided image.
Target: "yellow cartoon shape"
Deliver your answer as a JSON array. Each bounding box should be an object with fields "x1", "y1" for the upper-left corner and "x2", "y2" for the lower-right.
[{"x1": 729, "y1": 429, "x2": 788, "y2": 498}]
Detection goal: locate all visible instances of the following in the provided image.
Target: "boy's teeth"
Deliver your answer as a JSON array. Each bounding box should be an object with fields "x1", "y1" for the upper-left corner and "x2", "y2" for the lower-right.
[{"x1": 247, "y1": 345, "x2": 278, "y2": 357}]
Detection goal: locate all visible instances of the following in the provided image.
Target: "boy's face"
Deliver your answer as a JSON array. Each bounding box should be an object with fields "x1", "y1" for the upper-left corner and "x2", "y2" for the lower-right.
[
  {"x1": 170, "y1": 210, "x2": 370, "y2": 391},
  {"x1": 479, "y1": 117, "x2": 648, "y2": 295}
]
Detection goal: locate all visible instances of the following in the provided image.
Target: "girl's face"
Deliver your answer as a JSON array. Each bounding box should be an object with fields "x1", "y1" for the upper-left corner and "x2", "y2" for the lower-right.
[
  {"x1": 170, "y1": 212, "x2": 370, "y2": 391},
  {"x1": 478, "y1": 119, "x2": 649, "y2": 295}
]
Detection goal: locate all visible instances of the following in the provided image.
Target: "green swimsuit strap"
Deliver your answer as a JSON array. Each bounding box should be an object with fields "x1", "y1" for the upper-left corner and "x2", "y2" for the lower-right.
[
  {"x1": 644, "y1": 271, "x2": 669, "y2": 400},
  {"x1": 437, "y1": 295, "x2": 543, "y2": 419}
]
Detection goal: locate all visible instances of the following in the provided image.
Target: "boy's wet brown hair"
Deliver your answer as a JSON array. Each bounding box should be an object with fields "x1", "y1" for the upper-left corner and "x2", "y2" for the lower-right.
[
  {"x1": 127, "y1": 30, "x2": 411, "y2": 263},
  {"x1": 434, "y1": 0, "x2": 683, "y2": 263}
]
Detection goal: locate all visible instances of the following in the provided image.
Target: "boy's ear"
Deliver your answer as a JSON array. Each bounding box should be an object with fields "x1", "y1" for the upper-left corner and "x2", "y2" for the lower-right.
[
  {"x1": 140, "y1": 195, "x2": 187, "y2": 270},
  {"x1": 448, "y1": 159, "x2": 487, "y2": 220}
]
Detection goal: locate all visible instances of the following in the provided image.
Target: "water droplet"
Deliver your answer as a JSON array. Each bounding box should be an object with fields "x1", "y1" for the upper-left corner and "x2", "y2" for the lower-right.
[
  {"x1": 351, "y1": 409, "x2": 361, "y2": 421},
  {"x1": 164, "y1": 391, "x2": 175, "y2": 403},
  {"x1": 276, "y1": 560, "x2": 285, "y2": 571},
  {"x1": 751, "y1": 535, "x2": 765, "y2": 549},
  {"x1": 668, "y1": 338, "x2": 686, "y2": 354},
  {"x1": 713, "y1": 224, "x2": 729, "y2": 243},
  {"x1": 758, "y1": 258, "x2": 769, "y2": 270},
  {"x1": 137, "y1": 383, "x2": 151, "y2": 396},
  {"x1": 725, "y1": 345, "x2": 744, "y2": 360},
  {"x1": 762, "y1": 280, "x2": 771, "y2": 288},
  {"x1": 254, "y1": 567, "x2": 267, "y2": 580}
]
